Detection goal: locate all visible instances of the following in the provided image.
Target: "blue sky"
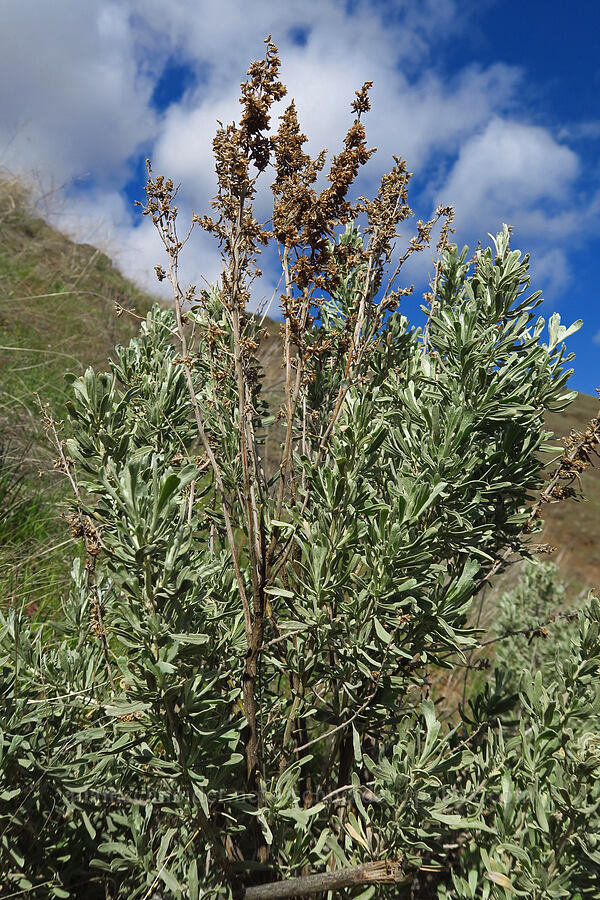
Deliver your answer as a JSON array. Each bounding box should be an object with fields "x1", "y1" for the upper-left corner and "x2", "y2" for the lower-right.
[{"x1": 1, "y1": 0, "x2": 598, "y2": 394}]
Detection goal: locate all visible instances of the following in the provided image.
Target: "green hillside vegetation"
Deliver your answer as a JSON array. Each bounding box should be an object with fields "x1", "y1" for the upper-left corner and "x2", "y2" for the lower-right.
[
  {"x1": 0, "y1": 174, "x2": 159, "y2": 615},
  {"x1": 0, "y1": 177, "x2": 160, "y2": 416}
]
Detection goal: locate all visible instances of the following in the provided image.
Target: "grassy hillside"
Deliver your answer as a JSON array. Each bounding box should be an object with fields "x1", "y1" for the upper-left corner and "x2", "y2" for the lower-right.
[
  {"x1": 0, "y1": 175, "x2": 160, "y2": 615},
  {"x1": 1, "y1": 174, "x2": 598, "y2": 620},
  {"x1": 0, "y1": 176, "x2": 159, "y2": 439}
]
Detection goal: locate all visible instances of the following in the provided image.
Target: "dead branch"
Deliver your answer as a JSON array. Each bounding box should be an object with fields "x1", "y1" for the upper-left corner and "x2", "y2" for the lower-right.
[{"x1": 244, "y1": 860, "x2": 410, "y2": 899}]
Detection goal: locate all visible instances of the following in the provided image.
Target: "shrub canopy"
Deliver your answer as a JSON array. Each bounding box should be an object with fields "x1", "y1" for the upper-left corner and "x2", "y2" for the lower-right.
[{"x1": 1, "y1": 39, "x2": 599, "y2": 900}]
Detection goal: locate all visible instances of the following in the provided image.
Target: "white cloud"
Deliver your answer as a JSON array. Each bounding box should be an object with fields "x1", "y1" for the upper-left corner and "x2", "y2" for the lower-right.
[
  {"x1": 558, "y1": 121, "x2": 600, "y2": 142},
  {"x1": 127, "y1": 0, "x2": 460, "y2": 87},
  {"x1": 0, "y1": 1, "x2": 156, "y2": 186},
  {"x1": 45, "y1": 184, "x2": 223, "y2": 301},
  {"x1": 0, "y1": 0, "x2": 596, "y2": 308},
  {"x1": 433, "y1": 118, "x2": 589, "y2": 297},
  {"x1": 439, "y1": 118, "x2": 579, "y2": 227},
  {"x1": 527, "y1": 248, "x2": 570, "y2": 297},
  {"x1": 47, "y1": 188, "x2": 167, "y2": 294}
]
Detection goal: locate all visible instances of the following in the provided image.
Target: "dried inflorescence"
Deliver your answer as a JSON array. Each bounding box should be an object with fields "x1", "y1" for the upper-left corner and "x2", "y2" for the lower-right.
[
  {"x1": 139, "y1": 171, "x2": 179, "y2": 234},
  {"x1": 89, "y1": 594, "x2": 106, "y2": 639},
  {"x1": 65, "y1": 509, "x2": 101, "y2": 557},
  {"x1": 139, "y1": 37, "x2": 450, "y2": 400},
  {"x1": 271, "y1": 100, "x2": 326, "y2": 250},
  {"x1": 365, "y1": 156, "x2": 412, "y2": 262},
  {"x1": 238, "y1": 39, "x2": 287, "y2": 173},
  {"x1": 270, "y1": 80, "x2": 377, "y2": 311},
  {"x1": 542, "y1": 411, "x2": 600, "y2": 503},
  {"x1": 192, "y1": 38, "x2": 287, "y2": 314}
]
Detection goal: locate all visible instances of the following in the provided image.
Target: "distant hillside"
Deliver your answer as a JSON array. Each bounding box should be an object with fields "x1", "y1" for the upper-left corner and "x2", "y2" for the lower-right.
[
  {"x1": 542, "y1": 393, "x2": 600, "y2": 592},
  {"x1": 0, "y1": 173, "x2": 598, "y2": 616},
  {"x1": 0, "y1": 174, "x2": 160, "y2": 452},
  {"x1": 0, "y1": 175, "x2": 161, "y2": 613}
]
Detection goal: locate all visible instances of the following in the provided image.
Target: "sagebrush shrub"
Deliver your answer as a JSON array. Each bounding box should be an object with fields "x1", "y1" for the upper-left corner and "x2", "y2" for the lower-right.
[{"x1": 1, "y1": 39, "x2": 600, "y2": 900}]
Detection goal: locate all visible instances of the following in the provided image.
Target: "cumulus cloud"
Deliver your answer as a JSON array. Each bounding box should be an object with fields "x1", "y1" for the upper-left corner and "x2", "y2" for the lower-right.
[
  {"x1": 433, "y1": 118, "x2": 593, "y2": 297},
  {"x1": 438, "y1": 118, "x2": 579, "y2": 226},
  {"x1": 0, "y1": 0, "x2": 596, "y2": 307},
  {"x1": 0, "y1": 1, "x2": 156, "y2": 186}
]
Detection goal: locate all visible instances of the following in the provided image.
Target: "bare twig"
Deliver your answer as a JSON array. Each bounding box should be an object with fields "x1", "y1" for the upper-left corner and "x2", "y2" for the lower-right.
[{"x1": 244, "y1": 860, "x2": 410, "y2": 900}]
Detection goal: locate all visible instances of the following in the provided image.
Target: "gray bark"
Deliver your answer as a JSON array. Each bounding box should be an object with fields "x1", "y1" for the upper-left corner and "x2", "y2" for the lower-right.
[{"x1": 244, "y1": 860, "x2": 409, "y2": 899}]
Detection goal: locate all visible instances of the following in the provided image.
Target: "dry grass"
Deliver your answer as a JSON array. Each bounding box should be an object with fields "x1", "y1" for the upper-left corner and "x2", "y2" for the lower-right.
[
  {"x1": 541, "y1": 393, "x2": 600, "y2": 592},
  {"x1": 0, "y1": 173, "x2": 160, "y2": 614},
  {"x1": 0, "y1": 173, "x2": 158, "y2": 448}
]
